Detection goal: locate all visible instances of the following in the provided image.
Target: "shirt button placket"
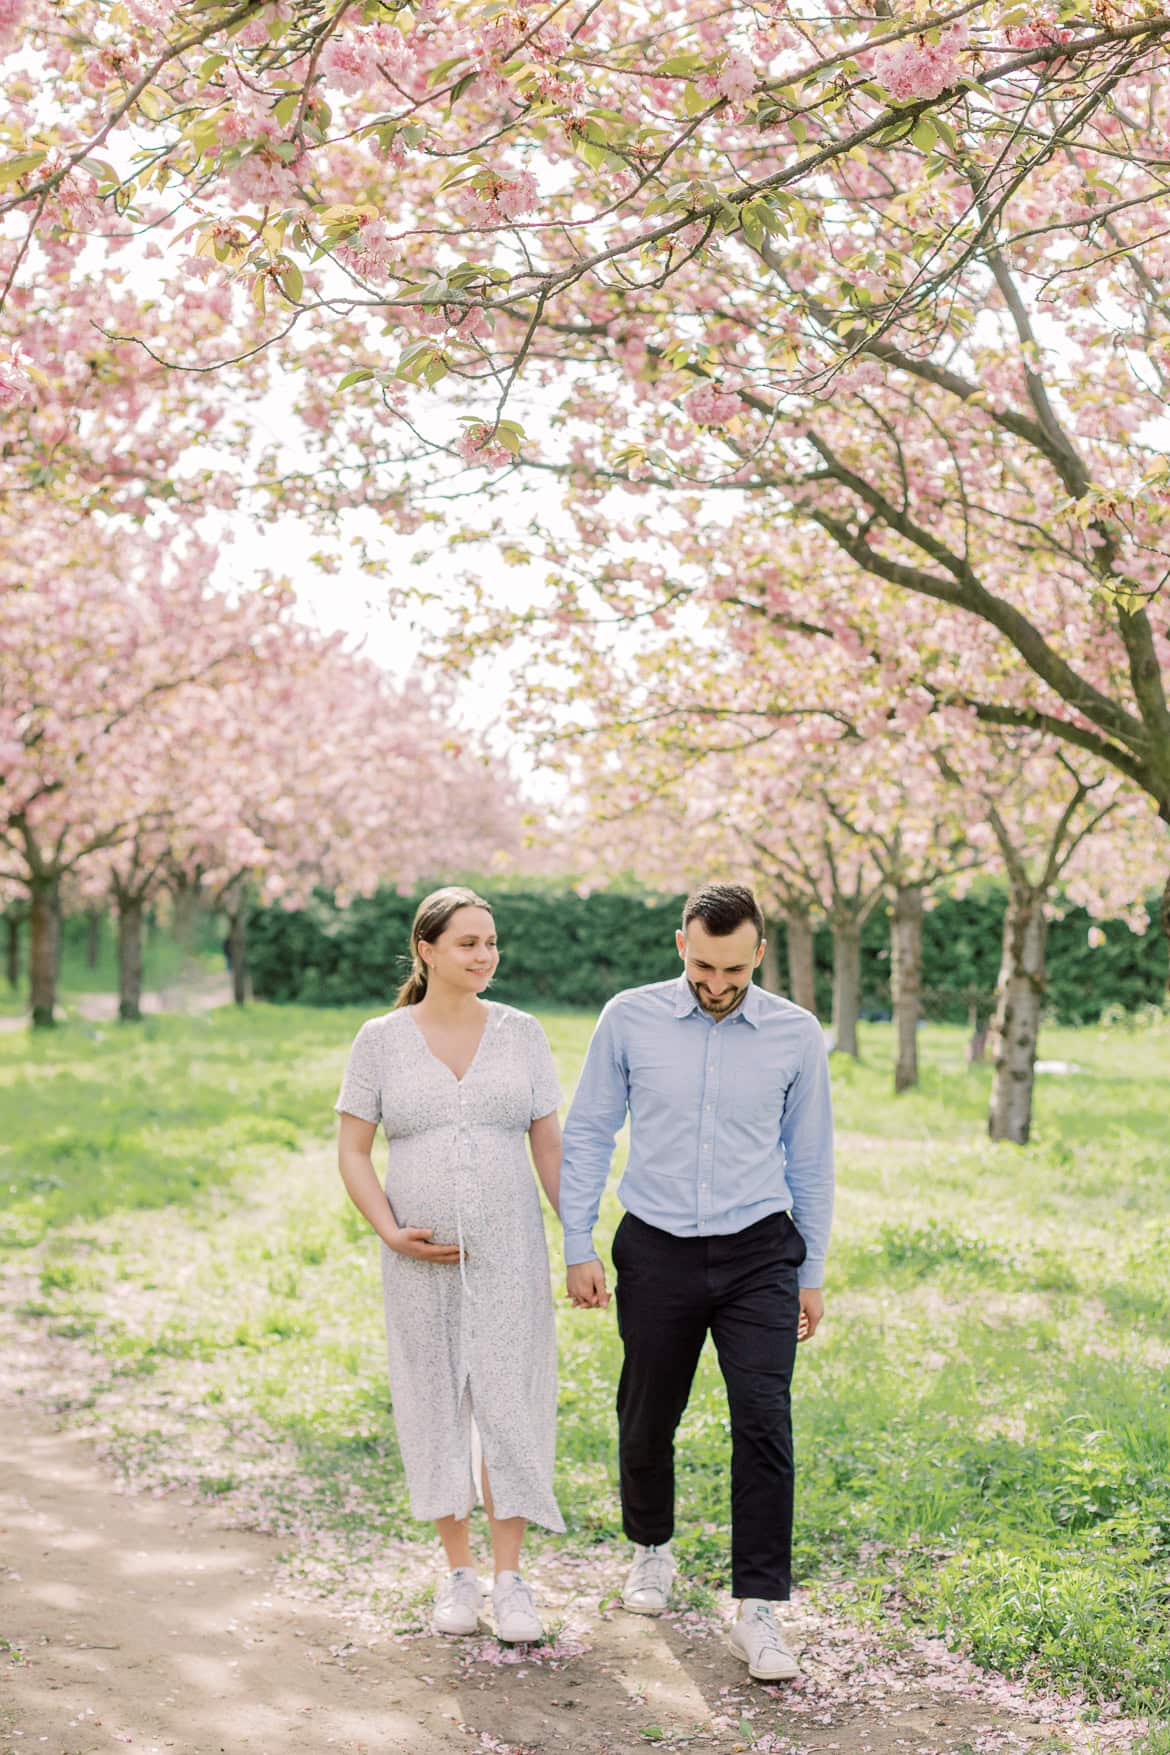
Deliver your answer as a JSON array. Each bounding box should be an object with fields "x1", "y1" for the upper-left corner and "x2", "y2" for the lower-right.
[{"x1": 699, "y1": 1029, "x2": 718, "y2": 1232}]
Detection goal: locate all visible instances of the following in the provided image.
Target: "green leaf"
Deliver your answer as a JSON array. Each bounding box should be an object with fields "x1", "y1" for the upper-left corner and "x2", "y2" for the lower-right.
[
  {"x1": 438, "y1": 159, "x2": 483, "y2": 191},
  {"x1": 278, "y1": 260, "x2": 304, "y2": 302},
  {"x1": 448, "y1": 70, "x2": 479, "y2": 109},
  {"x1": 652, "y1": 53, "x2": 708, "y2": 76},
  {"x1": 912, "y1": 119, "x2": 938, "y2": 152},
  {"x1": 337, "y1": 368, "x2": 375, "y2": 390},
  {"x1": 0, "y1": 151, "x2": 46, "y2": 188},
  {"x1": 136, "y1": 87, "x2": 167, "y2": 122},
  {"x1": 427, "y1": 55, "x2": 472, "y2": 87}
]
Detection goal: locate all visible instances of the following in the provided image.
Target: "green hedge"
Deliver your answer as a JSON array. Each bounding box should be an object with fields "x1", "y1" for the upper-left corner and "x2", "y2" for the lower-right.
[{"x1": 248, "y1": 885, "x2": 1167, "y2": 1025}]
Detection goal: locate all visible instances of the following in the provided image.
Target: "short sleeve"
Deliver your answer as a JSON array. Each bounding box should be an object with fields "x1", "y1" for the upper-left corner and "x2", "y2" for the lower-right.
[
  {"x1": 526, "y1": 1017, "x2": 562, "y2": 1122},
  {"x1": 335, "y1": 1021, "x2": 383, "y2": 1124}
]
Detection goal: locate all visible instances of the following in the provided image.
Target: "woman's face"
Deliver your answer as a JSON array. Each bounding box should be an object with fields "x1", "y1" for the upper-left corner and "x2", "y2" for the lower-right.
[{"x1": 421, "y1": 906, "x2": 499, "y2": 994}]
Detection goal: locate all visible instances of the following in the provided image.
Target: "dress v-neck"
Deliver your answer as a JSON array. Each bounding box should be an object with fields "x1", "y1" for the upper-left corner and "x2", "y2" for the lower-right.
[{"x1": 407, "y1": 1001, "x2": 493, "y2": 1085}]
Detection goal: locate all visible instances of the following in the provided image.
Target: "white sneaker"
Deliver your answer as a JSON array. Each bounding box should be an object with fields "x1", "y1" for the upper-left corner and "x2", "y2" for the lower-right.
[
  {"x1": 492, "y1": 1571, "x2": 544, "y2": 1643},
  {"x1": 729, "y1": 1599, "x2": 800, "y2": 1680},
  {"x1": 433, "y1": 1566, "x2": 482, "y2": 1636},
  {"x1": 622, "y1": 1542, "x2": 676, "y2": 1615}
]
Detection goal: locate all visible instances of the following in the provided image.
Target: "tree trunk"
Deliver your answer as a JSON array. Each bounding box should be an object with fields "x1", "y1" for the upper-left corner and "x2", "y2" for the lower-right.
[
  {"x1": 28, "y1": 876, "x2": 60, "y2": 1029},
  {"x1": 831, "y1": 917, "x2": 861, "y2": 1057},
  {"x1": 117, "y1": 892, "x2": 145, "y2": 1022},
  {"x1": 967, "y1": 1002, "x2": 988, "y2": 1065},
  {"x1": 760, "y1": 923, "x2": 783, "y2": 995},
  {"x1": 5, "y1": 913, "x2": 20, "y2": 990},
  {"x1": 172, "y1": 878, "x2": 199, "y2": 950},
  {"x1": 891, "y1": 884, "x2": 923, "y2": 1093},
  {"x1": 785, "y1": 909, "x2": 817, "y2": 1014},
  {"x1": 988, "y1": 884, "x2": 1048, "y2": 1144},
  {"x1": 228, "y1": 908, "x2": 249, "y2": 1006},
  {"x1": 85, "y1": 906, "x2": 101, "y2": 969}
]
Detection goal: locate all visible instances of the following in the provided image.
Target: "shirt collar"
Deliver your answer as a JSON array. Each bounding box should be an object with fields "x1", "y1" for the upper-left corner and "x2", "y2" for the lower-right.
[{"x1": 673, "y1": 972, "x2": 763, "y2": 1028}]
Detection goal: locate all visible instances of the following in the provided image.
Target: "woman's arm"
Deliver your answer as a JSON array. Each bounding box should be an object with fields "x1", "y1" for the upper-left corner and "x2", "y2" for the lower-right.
[
  {"x1": 337, "y1": 1112, "x2": 462, "y2": 1262},
  {"x1": 528, "y1": 1110, "x2": 562, "y2": 1217}
]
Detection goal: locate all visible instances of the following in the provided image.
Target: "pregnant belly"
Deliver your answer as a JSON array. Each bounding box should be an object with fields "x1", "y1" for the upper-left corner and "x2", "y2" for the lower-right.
[{"x1": 386, "y1": 1156, "x2": 538, "y2": 1241}]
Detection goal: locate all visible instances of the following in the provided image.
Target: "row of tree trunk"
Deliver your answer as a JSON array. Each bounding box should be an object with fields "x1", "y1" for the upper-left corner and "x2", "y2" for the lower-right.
[
  {"x1": 5, "y1": 881, "x2": 251, "y2": 1026},
  {"x1": 761, "y1": 880, "x2": 1047, "y2": 1144},
  {"x1": 7, "y1": 878, "x2": 1052, "y2": 1146}
]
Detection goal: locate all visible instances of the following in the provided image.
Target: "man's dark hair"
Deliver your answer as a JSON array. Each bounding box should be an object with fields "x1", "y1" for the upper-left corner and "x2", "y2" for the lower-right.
[{"x1": 682, "y1": 883, "x2": 765, "y2": 942}]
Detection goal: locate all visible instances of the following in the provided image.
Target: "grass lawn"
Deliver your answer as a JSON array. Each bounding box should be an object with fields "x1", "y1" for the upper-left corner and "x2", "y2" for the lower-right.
[{"x1": 3, "y1": 1002, "x2": 1168, "y2": 1744}]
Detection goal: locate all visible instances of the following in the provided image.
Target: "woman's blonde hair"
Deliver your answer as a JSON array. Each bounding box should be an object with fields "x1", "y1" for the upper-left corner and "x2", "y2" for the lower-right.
[{"x1": 393, "y1": 885, "x2": 494, "y2": 1009}]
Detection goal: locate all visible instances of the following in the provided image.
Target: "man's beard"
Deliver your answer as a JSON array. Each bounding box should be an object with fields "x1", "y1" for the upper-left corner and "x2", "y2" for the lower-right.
[{"x1": 690, "y1": 979, "x2": 747, "y2": 1017}]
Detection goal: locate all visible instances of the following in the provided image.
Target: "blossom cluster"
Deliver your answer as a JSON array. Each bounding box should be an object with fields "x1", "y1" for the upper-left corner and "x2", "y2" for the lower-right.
[
  {"x1": 872, "y1": 23, "x2": 970, "y2": 103},
  {"x1": 685, "y1": 382, "x2": 742, "y2": 426}
]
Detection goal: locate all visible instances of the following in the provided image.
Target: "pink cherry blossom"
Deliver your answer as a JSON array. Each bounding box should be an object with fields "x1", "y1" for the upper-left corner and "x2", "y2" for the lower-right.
[
  {"x1": 717, "y1": 49, "x2": 756, "y2": 104},
  {"x1": 456, "y1": 423, "x2": 512, "y2": 469},
  {"x1": 873, "y1": 23, "x2": 969, "y2": 103},
  {"x1": 685, "y1": 382, "x2": 741, "y2": 426},
  {"x1": 318, "y1": 34, "x2": 382, "y2": 96},
  {"x1": 0, "y1": 0, "x2": 24, "y2": 46},
  {"x1": 0, "y1": 346, "x2": 33, "y2": 410}
]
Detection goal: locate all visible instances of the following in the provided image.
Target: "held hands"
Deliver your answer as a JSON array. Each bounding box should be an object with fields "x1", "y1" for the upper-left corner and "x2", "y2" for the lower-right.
[
  {"x1": 566, "y1": 1259, "x2": 610, "y2": 1309},
  {"x1": 388, "y1": 1226, "x2": 463, "y2": 1264},
  {"x1": 798, "y1": 1287, "x2": 824, "y2": 1341}
]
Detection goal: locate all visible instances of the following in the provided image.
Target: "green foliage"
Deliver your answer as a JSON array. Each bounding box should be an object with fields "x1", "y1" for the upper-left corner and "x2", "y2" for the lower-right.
[
  {"x1": 247, "y1": 882, "x2": 1167, "y2": 1023},
  {"x1": 247, "y1": 885, "x2": 691, "y2": 1010}
]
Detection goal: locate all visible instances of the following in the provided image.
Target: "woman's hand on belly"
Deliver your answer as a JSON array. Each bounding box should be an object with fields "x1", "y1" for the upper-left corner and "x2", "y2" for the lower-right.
[{"x1": 387, "y1": 1226, "x2": 463, "y2": 1263}]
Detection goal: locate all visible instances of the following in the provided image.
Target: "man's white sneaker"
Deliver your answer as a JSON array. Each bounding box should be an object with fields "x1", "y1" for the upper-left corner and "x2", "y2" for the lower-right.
[
  {"x1": 433, "y1": 1566, "x2": 482, "y2": 1636},
  {"x1": 622, "y1": 1542, "x2": 676, "y2": 1616},
  {"x1": 729, "y1": 1599, "x2": 800, "y2": 1681},
  {"x1": 492, "y1": 1571, "x2": 544, "y2": 1643}
]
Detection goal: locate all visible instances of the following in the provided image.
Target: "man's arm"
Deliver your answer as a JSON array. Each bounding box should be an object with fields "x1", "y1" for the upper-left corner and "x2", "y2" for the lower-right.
[
  {"x1": 561, "y1": 1002, "x2": 629, "y2": 1307},
  {"x1": 781, "y1": 1018, "x2": 835, "y2": 1336}
]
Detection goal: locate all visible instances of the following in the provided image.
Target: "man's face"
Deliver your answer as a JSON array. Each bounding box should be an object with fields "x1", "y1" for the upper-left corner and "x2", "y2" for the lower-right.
[{"x1": 676, "y1": 918, "x2": 765, "y2": 1018}]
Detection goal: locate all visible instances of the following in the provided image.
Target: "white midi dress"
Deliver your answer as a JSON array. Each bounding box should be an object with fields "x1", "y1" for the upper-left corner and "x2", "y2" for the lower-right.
[{"x1": 335, "y1": 1002, "x2": 565, "y2": 1530}]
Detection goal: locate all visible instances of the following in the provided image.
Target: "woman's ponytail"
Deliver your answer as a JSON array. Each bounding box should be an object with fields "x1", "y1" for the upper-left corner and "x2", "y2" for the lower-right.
[{"x1": 393, "y1": 958, "x2": 429, "y2": 1010}]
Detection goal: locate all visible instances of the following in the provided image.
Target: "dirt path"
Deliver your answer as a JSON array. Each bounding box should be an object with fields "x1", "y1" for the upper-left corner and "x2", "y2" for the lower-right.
[{"x1": 1, "y1": 1309, "x2": 1112, "y2": 1755}]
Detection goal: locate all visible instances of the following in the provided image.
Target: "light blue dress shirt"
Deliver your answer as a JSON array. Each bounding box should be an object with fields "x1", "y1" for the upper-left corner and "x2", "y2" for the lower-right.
[{"x1": 560, "y1": 974, "x2": 835, "y2": 1288}]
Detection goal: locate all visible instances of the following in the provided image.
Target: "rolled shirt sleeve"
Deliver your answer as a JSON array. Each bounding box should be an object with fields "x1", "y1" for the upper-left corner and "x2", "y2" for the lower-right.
[{"x1": 559, "y1": 1001, "x2": 630, "y2": 1266}]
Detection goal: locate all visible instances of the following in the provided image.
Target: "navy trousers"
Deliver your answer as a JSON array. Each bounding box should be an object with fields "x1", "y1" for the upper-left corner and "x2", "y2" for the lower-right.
[{"x1": 612, "y1": 1208, "x2": 806, "y2": 1601}]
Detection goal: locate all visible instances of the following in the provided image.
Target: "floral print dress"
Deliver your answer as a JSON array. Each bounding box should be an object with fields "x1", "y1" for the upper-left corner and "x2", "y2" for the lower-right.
[{"x1": 336, "y1": 1002, "x2": 565, "y2": 1529}]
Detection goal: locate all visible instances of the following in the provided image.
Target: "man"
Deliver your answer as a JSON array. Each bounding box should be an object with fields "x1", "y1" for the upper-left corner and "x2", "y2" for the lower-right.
[{"x1": 561, "y1": 883, "x2": 834, "y2": 1682}]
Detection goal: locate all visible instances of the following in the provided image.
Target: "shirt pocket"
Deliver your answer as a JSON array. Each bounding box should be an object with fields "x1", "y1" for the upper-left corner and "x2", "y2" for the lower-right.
[
  {"x1": 725, "y1": 1058, "x2": 798, "y2": 1132},
  {"x1": 627, "y1": 1054, "x2": 680, "y2": 1106}
]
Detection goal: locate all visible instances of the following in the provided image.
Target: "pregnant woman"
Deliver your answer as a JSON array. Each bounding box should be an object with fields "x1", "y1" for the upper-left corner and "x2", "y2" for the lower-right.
[{"x1": 335, "y1": 886, "x2": 564, "y2": 1644}]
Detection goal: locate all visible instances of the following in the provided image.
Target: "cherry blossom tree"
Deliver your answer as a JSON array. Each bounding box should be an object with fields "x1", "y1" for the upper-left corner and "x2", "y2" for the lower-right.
[
  {"x1": 515, "y1": 562, "x2": 1163, "y2": 1132},
  {"x1": 0, "y1": 519, "x2": 306, "y2": 1025},
  {"x1": 29, "y1": 599, "x2": 525, "y2": 1022}
]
